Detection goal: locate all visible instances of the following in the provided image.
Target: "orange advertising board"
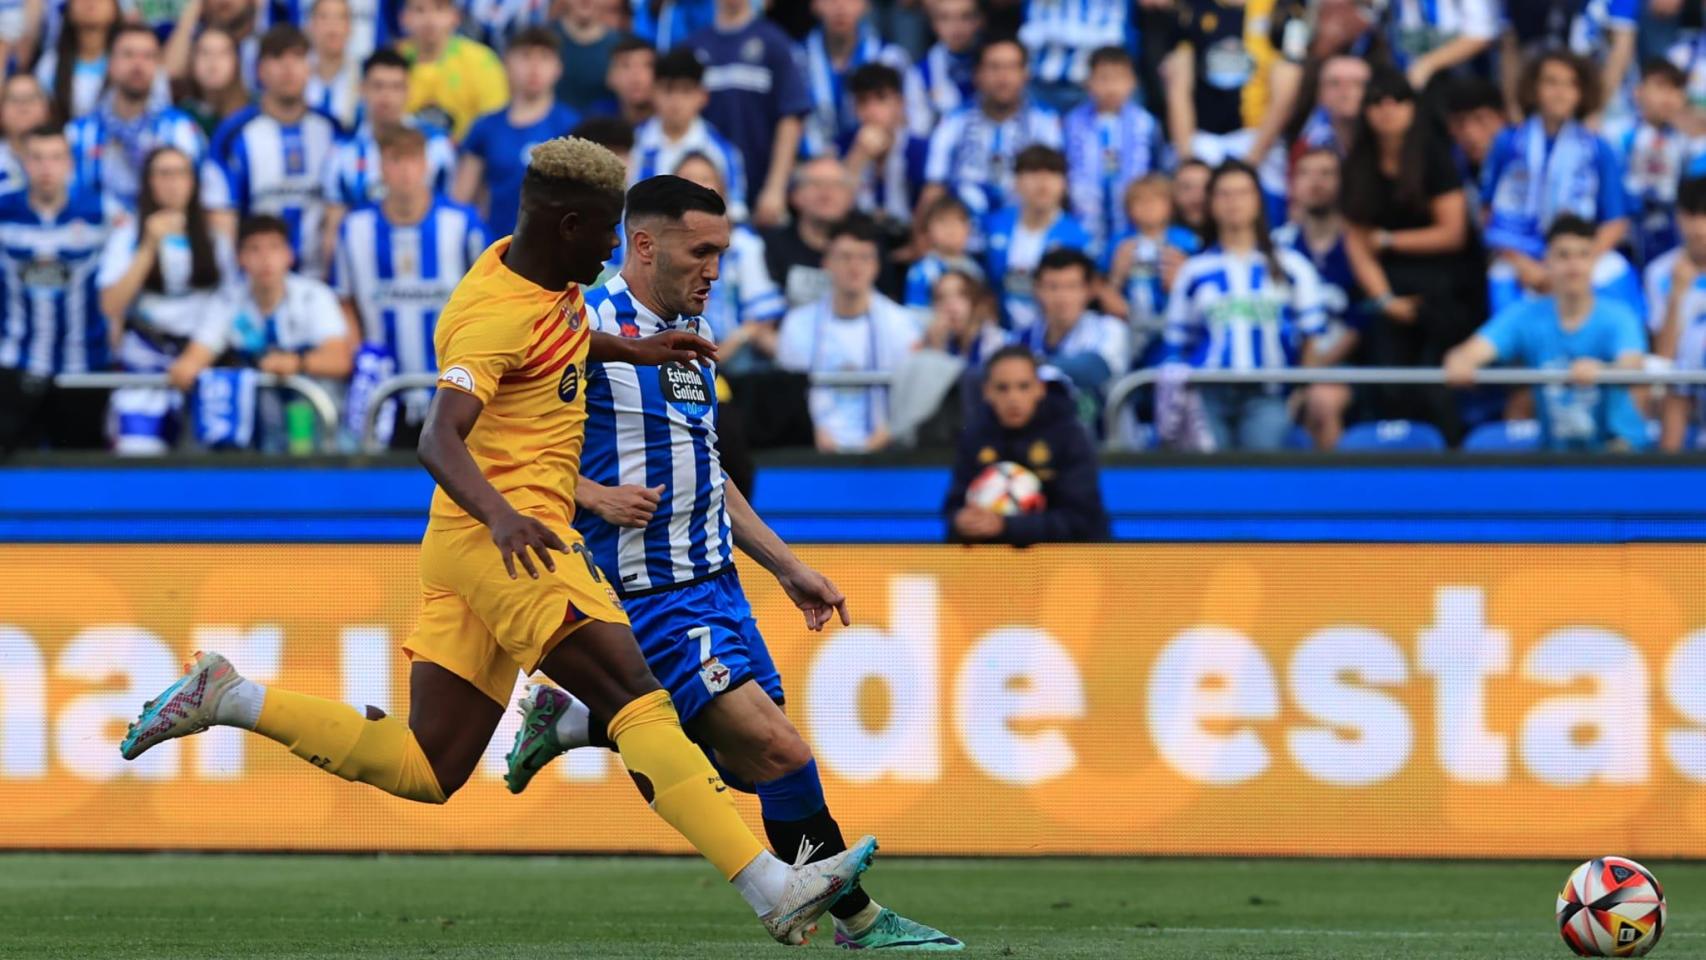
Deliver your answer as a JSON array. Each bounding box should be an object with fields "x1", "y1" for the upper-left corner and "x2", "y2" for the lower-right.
[{"x1": 2, "y1": 543, "x2": 1705, "y2": 856}]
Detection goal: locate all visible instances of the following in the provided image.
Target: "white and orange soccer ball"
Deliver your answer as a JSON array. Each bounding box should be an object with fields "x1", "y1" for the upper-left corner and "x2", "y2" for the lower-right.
[
  {"x1": 966, "y1": 462, "x2": 1045, "y2": 516},
  {"x1": 1557, "y1": 857, "x2": 1666, "y2": 957}
]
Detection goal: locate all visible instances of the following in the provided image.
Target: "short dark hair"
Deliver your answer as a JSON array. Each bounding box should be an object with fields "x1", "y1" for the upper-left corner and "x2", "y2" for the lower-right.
[
  {"x1": 1519, "y1": 50, "x2": 1600, "y2": 120},
  {"x1": 976, "y1": 37, "x2": 1025, "y2": 69},
  {"x1": 238, "y1": 214, "x2": 292, "y2": 246},
  {"x1": 1442, "y1": 75, "x2": 1504, "y2": 116},
  {"x1": 1545, "y1": 214, "x2": 1597, "y2": 245},
  {"x1": 363, "y1": 47, "x2": 410, "y2": 78},
  {"x1": 1641, "y1": 57, "x2": 1688, "y2": 89},
  {"x1": 507, "y1": 26, "x2": 558, "y2": 56},
  {"x1": 571, "y1": 115, "x2": 636, "y2": 153},
  {"x1": 827, "y1": 213, "x2": 883, "y2": 249},
  {"x1": 625, "y1": 174, "x2": 726, "y2": 224},
  {"x1": 1678, "y1": 177, "x2": 1706, "y2": 216},
  {"x1": 1087, "y1": 46, "x2": 1134, "y2": 73},
  {"x1": 849, "y1": 63, "x2": 903, "y2": 100},
  {"x1": 654, "y1": 49, "x2": 705, "y2": 86},
  {"x1": 1014, "y1": 145, "x2": 1067, "y2": 176},
  {"x1": 109, "y1": 22, "x2": 160, "y2": 53},
  {"x1": 22, "y1": 123, "x2": 64, "y2": 144},
  {"x1": 1034, "y1": 247, "x2": 1095, "y2": 283},
  {"x1": 611, "y1": 33, "x2": 654, "y2": 61},
  {"x1": 983, "y1": 344, "x2": 1040, "y2": 382},
  {"x1": 258, "y1": 24, "x2": 310, "y2": 60},
  {"x1": 921, "y1": 193, "x2": 971, "y2": 227}
]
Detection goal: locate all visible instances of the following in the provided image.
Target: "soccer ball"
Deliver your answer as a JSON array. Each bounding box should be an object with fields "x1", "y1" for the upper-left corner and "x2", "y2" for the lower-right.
[
  {"x1": 966, "y1": 462, "x2": 1045, "y2": 516},
  {"x1": 1557, "y1": 857, "x2": 1666, "y2": 957}
]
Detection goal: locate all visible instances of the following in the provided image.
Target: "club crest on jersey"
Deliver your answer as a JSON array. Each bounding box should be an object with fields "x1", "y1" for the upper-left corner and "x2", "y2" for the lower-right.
[
  {"x1": 563, "y1": 303, "x2": 584, "y2": 332},
  {"x1": 700, "y1": 657, "x2": 731, "y2": 694},
  {"x1": 558, "y1": 363, "x2": 580, "y2": 403},
  {"x1": 619, "y1": 321, "x2": 641, "y2": 339},
  {"x1": 658, "y1": 362, "x2": 712, "y2": 419}
]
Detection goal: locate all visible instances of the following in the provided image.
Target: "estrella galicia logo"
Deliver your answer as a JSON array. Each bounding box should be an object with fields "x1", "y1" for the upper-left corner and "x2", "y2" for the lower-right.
[
  {"x1": 658, "y1": 361, "x2": 711, "y2": 419},
  {"x1": 558, "y1": 363, "x2": 579, "y2": 403}
]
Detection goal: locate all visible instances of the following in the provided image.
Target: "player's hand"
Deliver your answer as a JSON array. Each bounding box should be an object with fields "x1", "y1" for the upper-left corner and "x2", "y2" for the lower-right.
[
  {"x1": 489, "y1": 509, "x2": 568, "y2": 580},
  {"x1": 777, "y1": 564, "x2": 850, "y2": 632},
  {"x1": 954, "y1": 506, "x2": 1004, "y2": 541},
  {"x1": 587, "y1": 483, "x2": 663, "y2": 528},
  {"x1": 632, "y1": 330, "x2": 717, "y2": 366}
]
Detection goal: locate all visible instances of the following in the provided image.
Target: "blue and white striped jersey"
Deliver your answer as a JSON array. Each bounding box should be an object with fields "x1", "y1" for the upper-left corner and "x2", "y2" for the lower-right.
[
  {"x1": 306, "y1": 58, "x2": 363, "y2": 133},
  {"x1": 581, "y1": 273, "x2": 734, "y2": 597},
  {"x1": 908, "y1": 42, "x2": 975, "y2": 129},
  {"x1": 801, "y1": 24, "x2": 918, "y2": 153},
  {"x1": 1386, "y1": 0, "x2": 1497, "y2": 70},
  {"x1": 1063, "y1": 100, "x2": 1162, "y2": 262},
  {"x1": 206, "y1": 105, "x2": 340, "y2": 275},
  {"x1": 322, "y1": 120, "x2": 458, "y2": 210},
  {"x1": 1164, "y1": 244, "x2": 1327, "y2": 370},
  {"x1": 0, "y1": 188, "x2": 111, "y2": 376},
  {"x1": 331, "y1": 197, "x2": 488, "y2": 378},
  {"x1": 630, "y1": 116, "x2": 750, "y2": 222},
  {"x1": 702, "y1": 224, "x2": 784, "y2": 342},
  {"x1": 924, "y1": 101, "x2": 1062, "y2": 216},
  {"x1": 67, "y1": 101, "x2": 208, "y2": 208},
  {"x1": 1018, "y1": 0, "x2": 1134, "y2": 86}
]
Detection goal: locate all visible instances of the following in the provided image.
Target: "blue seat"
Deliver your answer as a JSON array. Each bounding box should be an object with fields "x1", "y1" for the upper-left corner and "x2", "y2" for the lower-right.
[
  {"x1": 1463, "y1": 420, "x2": 1542, "y2": 453},
  {"x1": 1284, "y1": 423, "x2": 1315, "y2": 451},
  {"x1": 1338, "y1": 420, "x2": 1447, "y2": 452}
]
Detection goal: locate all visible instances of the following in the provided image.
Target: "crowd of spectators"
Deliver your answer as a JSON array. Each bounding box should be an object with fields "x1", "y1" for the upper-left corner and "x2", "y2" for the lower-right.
[{"x1": 2, "y1": 0, "x2": 1706, "y2": 458}]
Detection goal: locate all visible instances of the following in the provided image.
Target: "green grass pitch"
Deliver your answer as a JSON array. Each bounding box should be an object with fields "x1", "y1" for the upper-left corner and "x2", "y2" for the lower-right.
[{"x1": 2, "y1": 854, "x2": 1697, "y2": 959}]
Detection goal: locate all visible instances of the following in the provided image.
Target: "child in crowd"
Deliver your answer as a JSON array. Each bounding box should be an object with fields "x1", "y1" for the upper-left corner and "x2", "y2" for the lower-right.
[
  {"x1": 982, "y1": 145, "x2": 1090, "y2": 329},
  {"x1": 630, "y1": 50, "x2": 749, "y2": 221},
  {"x1": 1063, "y1": 46, "x2": 1162, "y2": 265},
  {"x1": 1620, "y1": 59, "x2": 1693, "y2": 266},
  {"x1": 903, "y1": 194, "x2": 984, "y2": 311},
  {"x1": 1104, "y1": 173, "x2": 1201, "y2": 366}
]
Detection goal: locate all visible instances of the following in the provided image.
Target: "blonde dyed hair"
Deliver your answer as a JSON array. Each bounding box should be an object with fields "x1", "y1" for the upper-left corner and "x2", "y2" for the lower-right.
[{"x1": 527, "y1": 136, "x2": 626, "y2": 197}]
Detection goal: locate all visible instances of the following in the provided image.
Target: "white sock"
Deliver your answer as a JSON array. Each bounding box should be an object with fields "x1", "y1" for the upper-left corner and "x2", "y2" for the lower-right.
[
  {"x1": 215, "y1": 678, "x2": 266, "y2": 730},
  {"x1": 731, "y1": 852, "x2": 789, "y2": 917},
  {"x1": 836, "y1": 899, "x2": 883, "y2": 937},
  {"x1": 553, "y1": 692, "x2": 593, "y2": 748}
]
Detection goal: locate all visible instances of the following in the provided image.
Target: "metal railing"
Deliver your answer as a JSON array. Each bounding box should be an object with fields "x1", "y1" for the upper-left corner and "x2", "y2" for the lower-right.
[
  {"x1": 1102, "y1": 366, "x2": 1706, "y2": 448},
  {"x1": 51, "y1": 372, "x2": 343, "y2": 451},
  {"x1": 357, "y1": 370, "x2": 900, "y2": 452}
]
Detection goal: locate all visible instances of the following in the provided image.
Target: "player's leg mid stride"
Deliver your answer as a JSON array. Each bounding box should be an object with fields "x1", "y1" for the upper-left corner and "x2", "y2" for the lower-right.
[
  {"x1": 119, "y1": 136, "x2": 875, "y2": 947},
  {"x1": 506, "y1": 175, "x2": 957, "y2": 951}
]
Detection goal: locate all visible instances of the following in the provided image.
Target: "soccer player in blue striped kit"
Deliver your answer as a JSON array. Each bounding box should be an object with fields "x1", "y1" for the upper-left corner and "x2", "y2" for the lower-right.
[{"x1": 504, "y1": 175, "x2": 961, "y2": 951}]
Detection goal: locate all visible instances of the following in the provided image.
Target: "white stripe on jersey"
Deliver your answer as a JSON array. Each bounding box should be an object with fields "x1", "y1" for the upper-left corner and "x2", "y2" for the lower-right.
[
  {"x1": 603, "y1": 360, "x2": 655, "y2": 591},
  {"x1": 1165, "y1": 245, "x2": 1327, "y2": 371},
  {"x1": 1018, "y1": 0, "x2": 1129, "y2": 86}
]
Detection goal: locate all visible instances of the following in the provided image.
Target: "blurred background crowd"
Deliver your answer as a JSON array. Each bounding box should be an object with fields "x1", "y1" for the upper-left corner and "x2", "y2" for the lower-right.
[{"x1": 2, "y1": 0, "x2": 1706, "y2": 458}]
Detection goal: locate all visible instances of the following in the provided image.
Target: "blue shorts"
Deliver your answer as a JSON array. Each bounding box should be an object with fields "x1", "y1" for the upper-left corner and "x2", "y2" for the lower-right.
[{"x1": 625, "y1": 570, "x2": 783, "y2": 727}]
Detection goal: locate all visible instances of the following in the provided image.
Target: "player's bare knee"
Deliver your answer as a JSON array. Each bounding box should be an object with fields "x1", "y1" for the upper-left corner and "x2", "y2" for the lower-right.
[{"x1": 750, "y1": 721, "x2": 813, "y2": 781}]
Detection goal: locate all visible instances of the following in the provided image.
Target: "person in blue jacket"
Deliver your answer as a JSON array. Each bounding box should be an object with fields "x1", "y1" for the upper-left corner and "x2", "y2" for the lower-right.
[{"x1": 944, "y1": 345, "x2": 1110, "y2": 545}]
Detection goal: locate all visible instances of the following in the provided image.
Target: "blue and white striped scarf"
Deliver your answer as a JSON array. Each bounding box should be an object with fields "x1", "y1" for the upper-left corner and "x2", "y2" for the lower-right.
[{"x1": 1486, "y1": 117, "x2": 1600, "y2": 258}]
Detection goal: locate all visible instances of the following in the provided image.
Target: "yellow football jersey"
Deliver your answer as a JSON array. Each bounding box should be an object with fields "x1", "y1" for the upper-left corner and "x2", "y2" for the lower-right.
[
  {"x1": 403, "y1": 36, "x2": 509, "y2": 140},
  {"x1": 430, "y1": 238, "x2": 591, "y2": 527}
]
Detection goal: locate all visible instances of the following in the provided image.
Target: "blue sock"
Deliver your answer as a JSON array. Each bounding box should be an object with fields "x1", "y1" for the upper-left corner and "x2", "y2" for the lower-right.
[
  {"x1": 756, "y1": 760, "x2": 873, "y2": 920},
  {"x1": 702, "y1": 745, "x2": 756, "y2": 794}
]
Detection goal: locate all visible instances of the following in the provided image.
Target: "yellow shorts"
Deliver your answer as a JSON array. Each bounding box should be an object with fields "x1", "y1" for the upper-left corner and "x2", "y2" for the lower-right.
[{"x1": 404, "y1": 516, "x2": 628, "y2": 705}]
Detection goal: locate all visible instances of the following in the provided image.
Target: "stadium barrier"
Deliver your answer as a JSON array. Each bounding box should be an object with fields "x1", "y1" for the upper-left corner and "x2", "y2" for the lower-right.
[
  {"x1": 1101, "y1": 366, "x2": 1706, "y2": 447},
  {"x1": 49, "y1": 372, "x2": 344, "y2": 450},
  {"x1": 4, "y1": 542, "x2": 1706, "y2": 857}
]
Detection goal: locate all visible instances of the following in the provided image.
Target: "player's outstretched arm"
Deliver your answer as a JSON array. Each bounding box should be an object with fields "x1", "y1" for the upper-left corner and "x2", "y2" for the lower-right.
[
  {"x1": 724, "y1": 477, "x2": 850, "y2": 631},
  {"x1": 588, "y1": 329, "x2": 718, "y2": 366},
  {"x1": 418, "y1": 389, "x2": 567, "y2": 580}
]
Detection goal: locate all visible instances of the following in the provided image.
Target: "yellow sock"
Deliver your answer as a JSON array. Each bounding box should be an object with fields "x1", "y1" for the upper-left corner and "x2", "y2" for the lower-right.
[
  {"x1": 608, "y1": 690, "x2": 764, "y2": 880},
  {"x1": 254, "y1": 688, "x2": 446, "y2": 804}
]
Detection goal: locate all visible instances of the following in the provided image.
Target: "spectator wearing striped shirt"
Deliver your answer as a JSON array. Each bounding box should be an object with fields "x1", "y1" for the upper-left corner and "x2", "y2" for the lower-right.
[
  {"x1": 908, "y1": 0, "x2": 980, "y2": 130},
  {"x1": 903, "y1": 193, "x2": 983, "y2": 312},
  {"x1": 839, "y1": 63, "x2": 928, "y2": 235},
  {"x1": 333, "y1": 125, "x2": 486, "y2": 449},
  {"x1": 67, "y1": 25, "x2": 208, "y2": 210},
  {"x1": 1653, "y1": 177, "x2": 1706, "y2": 452},
  {"x1": 1019, "y1": 0, "x2": 1134, "y2": 112},
  {"x1": 801, "y1": 0, "x2": 917, "y2": 157},
  {"x1": 1386, "y1": 0, "x2": 1497, "y2": 94},
  {"x1": 1165, "y1": 160, "x2": 1326, "y2": 451},
  {"x1": 1063, "y1": 46, "x2": 1162, "y2": 264},
  {"x1": 321, "y1": 49, "x2": 460, "y2": 268},
  {"x1": 918, "y1": 37, "x2": 1062, "y2": 221},
  {"x1": 630, "y1": 50, "x2": 748, "y2": 223},
  {"x1": 303, "y1": 0, "x2": 361, "y2": 131}
]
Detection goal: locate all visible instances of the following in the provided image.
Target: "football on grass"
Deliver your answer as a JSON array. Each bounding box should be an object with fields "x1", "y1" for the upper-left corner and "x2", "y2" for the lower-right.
[
  {"x1": 1557, "y1": 857, "x2": 1666, "y2": 957},
  {"x1": 966, "y1": 462, "x2": 1045, "y2": 516}
]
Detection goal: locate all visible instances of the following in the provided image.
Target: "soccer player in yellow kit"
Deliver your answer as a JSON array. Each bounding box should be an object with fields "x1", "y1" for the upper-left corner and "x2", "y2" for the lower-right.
[{"x1": 119, "y1": 137, "x2": 875, "y2": 947}]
